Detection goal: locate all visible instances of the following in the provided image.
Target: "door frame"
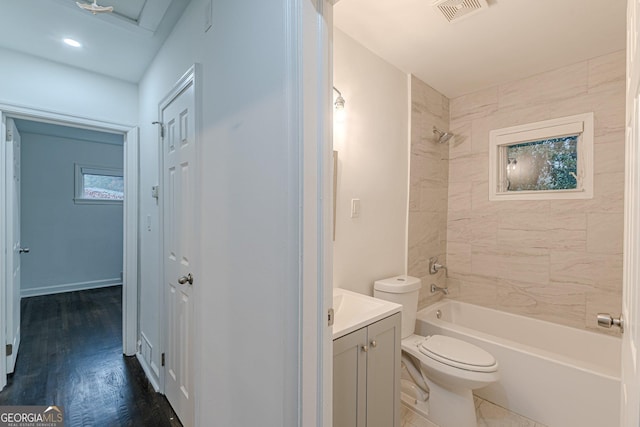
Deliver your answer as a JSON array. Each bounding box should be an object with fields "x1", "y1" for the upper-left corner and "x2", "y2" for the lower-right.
[
  {"x1": 156, "y1": 64, "x2": 201, "y2": 408},
  {"x1": 0, "y1": 104, "x2": 139, "y2": 391},
  {"x1": 297, "y1": 1, "x2": 333, "y2": 425}
]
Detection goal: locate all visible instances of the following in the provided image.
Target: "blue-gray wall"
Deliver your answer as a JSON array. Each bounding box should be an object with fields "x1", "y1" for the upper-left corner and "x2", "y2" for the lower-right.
[{"x1": 19, "y1": 124, "x2": 124, "y2": 297}]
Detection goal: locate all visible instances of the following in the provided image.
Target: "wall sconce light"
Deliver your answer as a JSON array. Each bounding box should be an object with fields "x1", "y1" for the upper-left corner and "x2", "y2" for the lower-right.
[{"x1": 333, "y1": 86, "x2": 346, "y2": 110}]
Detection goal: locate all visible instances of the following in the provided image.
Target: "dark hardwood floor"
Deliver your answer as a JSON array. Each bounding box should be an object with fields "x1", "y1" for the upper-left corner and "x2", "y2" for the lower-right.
[{"x1": 0, "y1": 286, "x2": 182, "y2": 427}]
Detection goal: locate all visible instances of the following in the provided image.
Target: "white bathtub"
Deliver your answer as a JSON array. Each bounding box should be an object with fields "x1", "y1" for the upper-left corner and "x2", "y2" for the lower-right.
[{"x1": 414, "y1": 300, "x2": 621, "y2": 427}]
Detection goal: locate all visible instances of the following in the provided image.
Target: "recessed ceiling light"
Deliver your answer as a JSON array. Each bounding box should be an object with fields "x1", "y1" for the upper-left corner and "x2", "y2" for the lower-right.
[{"x1": 63, "y1": 38, "x2": 82, "y2": 48}]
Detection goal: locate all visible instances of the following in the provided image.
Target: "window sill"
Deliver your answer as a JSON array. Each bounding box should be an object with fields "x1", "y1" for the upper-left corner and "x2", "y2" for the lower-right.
[{"x1": 74, "y1": 198, "x2": 123, "y2": 205}]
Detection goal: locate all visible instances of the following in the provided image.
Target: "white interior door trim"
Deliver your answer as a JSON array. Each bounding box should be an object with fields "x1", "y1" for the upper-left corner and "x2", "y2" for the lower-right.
[
  {"x1": 296, "y1": 0, "x2": 333, "y2": 425},
  {"x1": 0, "y1": 114, "x2": 8, "y2": 391},
  {"x1": 156, "y1": 64, "x2": 202, "y2": 410},
  {"x1": 0, "y1": 104, "x2": 139, "y2": 361}
]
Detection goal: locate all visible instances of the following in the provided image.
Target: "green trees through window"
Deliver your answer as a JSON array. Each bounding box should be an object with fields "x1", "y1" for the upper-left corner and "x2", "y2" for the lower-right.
[{"x1": 505, "y1": 135, "x2": 578, "y2": 192}]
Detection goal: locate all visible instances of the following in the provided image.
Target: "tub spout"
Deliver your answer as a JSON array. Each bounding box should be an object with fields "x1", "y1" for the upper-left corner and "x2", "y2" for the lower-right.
[{"x1": 430, "y1": 283, "x2": 449, "y2": 295}]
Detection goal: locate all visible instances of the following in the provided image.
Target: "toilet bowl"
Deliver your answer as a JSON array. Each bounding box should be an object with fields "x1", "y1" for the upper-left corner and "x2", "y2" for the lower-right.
[{"x1": 374, "y1": 275, "x2": 499, "y2": 427}]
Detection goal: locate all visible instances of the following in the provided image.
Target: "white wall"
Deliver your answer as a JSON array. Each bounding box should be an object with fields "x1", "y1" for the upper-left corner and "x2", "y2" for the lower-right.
[
  {"x1": 0, "y1": 47, "x2": 137, "y2": 125},
  {"x1": 333, "y1": 29, "x2": 410, "y2": 295},
  {"x1": 137, "y1": 0, "x2": 303, "y2": 424},
  {"x1": 20, "y1": 129, "x2": 123, "y2": 297}
]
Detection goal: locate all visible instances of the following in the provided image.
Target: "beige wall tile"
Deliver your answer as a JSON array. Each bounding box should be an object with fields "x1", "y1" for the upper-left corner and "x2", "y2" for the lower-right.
[
  {"x1": 409, "y1": 76, "x2": 450, "y2": 307},
  {"x1": 549, "y1": 172, "x2": 624, "y2": 214},
  {"x1": 471, "y1": 181, "x2": 498, "y2": 212},
  {"x1": 546, "y1": 229, "x2": 587, "y2": 251},
  {"x1": 470, "y1": 117, "x2": 491, "y2": 154},
  {"x1": 449, "y1": 152, "x2": 488, "y2": 183},
  {"x1": 419, "y1": 186, "x2": 447, "y2": 213},
  {"x1": 447, "y1": 181, "x2": 472, "y2": 212},
  {"x1": 470, "y1": 243, "x2": 500, "y2": 278},
  {"x1": 498, "y1": 61, "x2": 588, "y2": 110},
  {"x1": 447, "y1": 211, "x2": 472, "y2": 243},
  {"x1": 496, "y1": 279, "x2": 587, "y2": 329},
  {"x1": 412, "y1": 74, "x2": 449, "y2": 121},
  {"x1": 409, "y1": 183, "x2": 421, "y2": 212},
  {"x1": 447, "y1": 241, "x2": 472, "y2": 277},
  {"x1": 593, "y1": 130, "x2": 625, "y2": 175},
  {"x1": 549, "y1": 251, "x2": 622, "y2": 290},
  {"x1": 450, "y1": 275, "x2": 499, "y2": 308},
  {"x1": 440, "y1": 55, "x2": 624, "y2": 335},
  {"x1": 450, "y1": 86, "x2": 499, "y2": 122},
  {"x1": 587, "y1": 213, "x2": 624, "y2": 254},
  {"x1": 449, "y1": 121, "x2": 472, "y2": 159},
  {"x1": 588, "y1": 50, "x2": 626, "y2": 92}
]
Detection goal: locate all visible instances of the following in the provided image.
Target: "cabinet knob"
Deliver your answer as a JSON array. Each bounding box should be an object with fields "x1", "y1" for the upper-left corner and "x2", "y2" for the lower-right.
[
  {"x1": 361, "y1": 345, "x2": 368, "y2": 352},
  {"x1": 370, "y1": 340, "x2": 377, "y2": 348}
]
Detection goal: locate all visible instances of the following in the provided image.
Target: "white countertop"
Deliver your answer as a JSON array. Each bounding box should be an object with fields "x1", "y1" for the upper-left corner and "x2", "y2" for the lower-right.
[{"x1": 332, "y1": 288, "x2": 402, "y2": 340}]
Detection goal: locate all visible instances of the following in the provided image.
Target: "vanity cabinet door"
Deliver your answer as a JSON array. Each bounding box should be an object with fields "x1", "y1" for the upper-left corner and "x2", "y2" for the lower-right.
[
  {"x1": 333, "y1": 327, "x2": 367, "y2": 427},
  {"x1": 366, "y1": 313, "x2": 401, "y2": 427}
]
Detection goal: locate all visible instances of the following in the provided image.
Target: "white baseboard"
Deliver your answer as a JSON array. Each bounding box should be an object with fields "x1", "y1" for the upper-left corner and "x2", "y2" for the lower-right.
[
  {"x1": 136, "y1": 352, "x2": 161, "y2": 392},
  {"x1": 21, "y1": 278, "x2": 122, "y2": 298}
]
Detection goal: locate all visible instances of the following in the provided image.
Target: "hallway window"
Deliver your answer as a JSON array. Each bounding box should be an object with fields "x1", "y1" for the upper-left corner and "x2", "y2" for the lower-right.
[{"x1": 74, "y1": 164, "x2": 124, "y2": 203}]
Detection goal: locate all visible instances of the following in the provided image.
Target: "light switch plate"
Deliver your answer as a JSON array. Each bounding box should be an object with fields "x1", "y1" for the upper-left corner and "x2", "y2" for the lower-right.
[{"x1": 350, "y1": 198, "x2": 361, "y2": 218}]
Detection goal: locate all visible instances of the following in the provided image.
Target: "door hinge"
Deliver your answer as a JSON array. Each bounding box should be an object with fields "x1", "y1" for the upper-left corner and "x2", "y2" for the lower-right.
[
  {"x1": 328, "y1": 308, "x2": 334, "y2": 327},
  {"x1": 6, "y1": 344, "x2": 12, "y2": 356},
  {"x1": 161, "y1": 353, "x2": 165, "y2": 366}
]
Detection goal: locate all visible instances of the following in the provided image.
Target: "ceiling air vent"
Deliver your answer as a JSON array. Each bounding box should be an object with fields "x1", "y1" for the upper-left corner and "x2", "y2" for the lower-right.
[{"x1": 432, "y1": 0, "x2": 489, "y2": 23}]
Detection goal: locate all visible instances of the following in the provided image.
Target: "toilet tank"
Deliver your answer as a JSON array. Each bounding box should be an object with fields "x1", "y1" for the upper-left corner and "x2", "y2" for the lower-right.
[{"x1": 373, "y1": 275, "x2": 421, "y2": 339}]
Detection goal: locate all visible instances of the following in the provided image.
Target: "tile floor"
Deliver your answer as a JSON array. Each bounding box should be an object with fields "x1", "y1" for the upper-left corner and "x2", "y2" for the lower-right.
[{"x1": 401, "y1": 396, "x2": 547, "y2": 427}]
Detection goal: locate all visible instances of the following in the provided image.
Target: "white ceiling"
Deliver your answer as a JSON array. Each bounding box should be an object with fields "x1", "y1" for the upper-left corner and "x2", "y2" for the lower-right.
[
  {"x1": 334, "y1": 0, "x2": 627, "y2": 99},
  {"x1": 0, "y1": 0, "x2": 191, "y2": 83}
]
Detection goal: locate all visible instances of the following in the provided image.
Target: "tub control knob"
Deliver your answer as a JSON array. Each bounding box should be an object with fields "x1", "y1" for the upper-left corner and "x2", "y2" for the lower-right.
[{"x1": 597, "y1": 313, "x2": 624, "y2": 333}]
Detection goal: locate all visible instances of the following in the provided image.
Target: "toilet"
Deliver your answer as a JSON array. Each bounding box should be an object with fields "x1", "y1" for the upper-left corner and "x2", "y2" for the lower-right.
[{"x1": 374, "y1": 275, "x2": 499, "y2": 427}]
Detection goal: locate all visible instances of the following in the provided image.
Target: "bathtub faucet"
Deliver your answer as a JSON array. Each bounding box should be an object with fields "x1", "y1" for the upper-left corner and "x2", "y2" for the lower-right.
[{"x1": 430, "y1": 283, "x2": 449, "y2": 295}]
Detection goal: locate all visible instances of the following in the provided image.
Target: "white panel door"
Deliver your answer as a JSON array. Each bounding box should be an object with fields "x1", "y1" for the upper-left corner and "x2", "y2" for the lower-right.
[
  {"x1": 162, "y1": 82, "x2": 196, "y2": 427},
  {"x1": 621, "y1": 0, "x2": 640, "y2": 425},
  {"x1": 5, "y1": 118, "x2": 21, "y2": 374}
]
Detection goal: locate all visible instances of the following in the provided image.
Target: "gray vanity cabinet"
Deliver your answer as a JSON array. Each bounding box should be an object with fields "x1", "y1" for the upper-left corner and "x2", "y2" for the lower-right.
[{"x1": 333, "y1": 313, "x2": 401, "y2": 427}]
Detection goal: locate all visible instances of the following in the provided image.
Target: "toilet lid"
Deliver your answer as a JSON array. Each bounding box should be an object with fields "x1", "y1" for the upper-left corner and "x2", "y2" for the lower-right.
[{"x1": 418, "y1": 335, "x2": 497, "y2": 373}]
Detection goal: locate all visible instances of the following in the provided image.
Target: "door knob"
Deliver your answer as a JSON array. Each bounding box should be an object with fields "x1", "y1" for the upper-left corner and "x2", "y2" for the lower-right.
[
  {"x1": 18, "y1": 247, "x2": 29, "y2": 254},
  {"x1": 370, "y1": 340, "x2": 377, "y2": 348},
  {"x1": 597, "y1": 313, "x2": 624, "y2": 333},
  {"x1": 178, "y1": 273, "x2": 194, "y2": 285}
]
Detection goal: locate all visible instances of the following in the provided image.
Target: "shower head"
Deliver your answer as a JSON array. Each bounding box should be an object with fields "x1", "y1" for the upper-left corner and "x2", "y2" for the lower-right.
[{"x1": 433, "y1": 127, "x2": 454, "y2": 144}]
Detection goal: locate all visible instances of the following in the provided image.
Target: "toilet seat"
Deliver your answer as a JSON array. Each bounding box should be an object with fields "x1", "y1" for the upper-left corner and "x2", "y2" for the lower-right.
[{"x1": 418, "y1": 335, "x2": 498, "y2": 373}]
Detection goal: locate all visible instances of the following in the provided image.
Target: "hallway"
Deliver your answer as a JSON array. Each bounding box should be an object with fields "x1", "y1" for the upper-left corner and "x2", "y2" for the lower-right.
[{"x1": 0, "y1": 286, "x2": 181, "y2": 426}]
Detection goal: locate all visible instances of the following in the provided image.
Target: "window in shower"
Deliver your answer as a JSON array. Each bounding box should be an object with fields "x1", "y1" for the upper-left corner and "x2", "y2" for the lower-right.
[{"x1": 489, "y1": 113, "x2": 594, "y2": 201}]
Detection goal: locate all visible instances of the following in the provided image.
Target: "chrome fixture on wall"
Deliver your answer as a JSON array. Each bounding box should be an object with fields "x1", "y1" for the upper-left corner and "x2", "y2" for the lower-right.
[
  {"x1": 430, "y1": 283, "x2": 449, "y2": 295},
  {"x1": 333, "y1": 86, "x2": 346, "y2": 110},
  {"x1": 597, "y1": 313, "x2": 624, "y2": 333},
  {"x1": 433, "y1": 126, "x2": 454, "y2": 144},
  {"x1": 429, "y1": 256, "x2": 447, "y2": 275}
]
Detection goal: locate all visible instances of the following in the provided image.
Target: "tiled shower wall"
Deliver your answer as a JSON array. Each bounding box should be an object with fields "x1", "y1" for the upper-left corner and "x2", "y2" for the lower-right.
[
  {"x1": 444, "y1": 51, "x2": 625, "y2": 334},
  {"x1": 408, "y1": 76, "x2": 450, "y2": 308}
]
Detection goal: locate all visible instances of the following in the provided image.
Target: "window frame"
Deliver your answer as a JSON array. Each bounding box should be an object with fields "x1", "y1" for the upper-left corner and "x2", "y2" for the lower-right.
[
  {"x1": 488, "y1": 112, "x2": 594, "y2": 201},
  {"x1": 74, "y1": 163, "x2": 124, "y2": 205}
]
